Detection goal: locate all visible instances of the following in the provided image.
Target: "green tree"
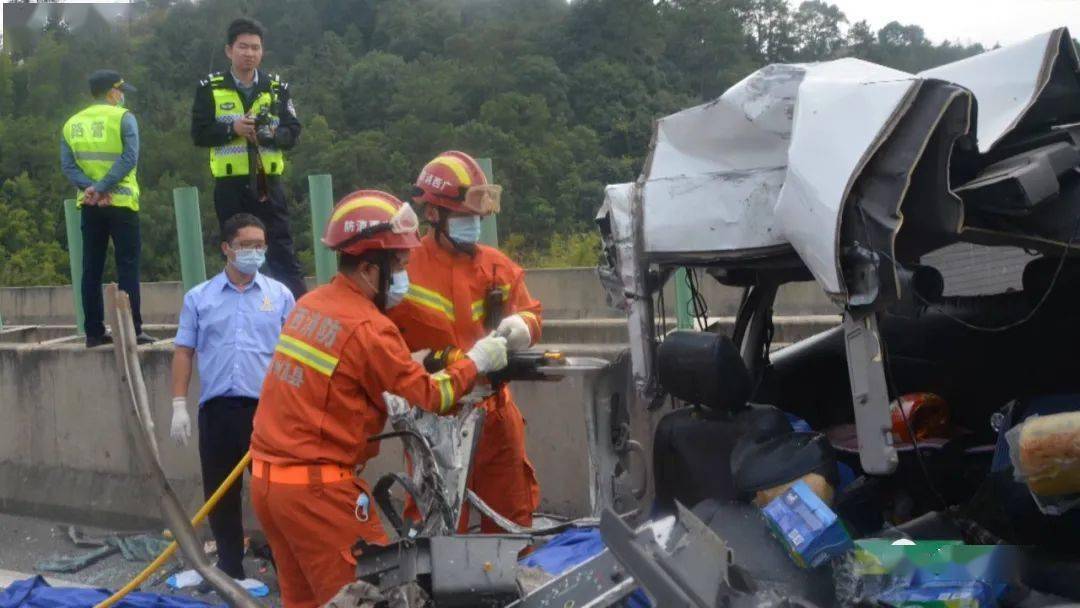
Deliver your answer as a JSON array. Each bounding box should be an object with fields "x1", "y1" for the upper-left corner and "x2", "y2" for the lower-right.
[
  {"x1": 735, "y1": 0, "x2": 796, "y2": 63},
  {"x1": 792, "y1": 1, "x2": 847, "y2": 61},
  {"x1": 0, "y1": 0, "x2": 992, "y2": 287}
]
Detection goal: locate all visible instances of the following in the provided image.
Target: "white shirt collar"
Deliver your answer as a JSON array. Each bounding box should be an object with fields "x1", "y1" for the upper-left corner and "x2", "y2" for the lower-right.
[{"x1": 230, "y1": 69, "x2": 259, "y2": 88}]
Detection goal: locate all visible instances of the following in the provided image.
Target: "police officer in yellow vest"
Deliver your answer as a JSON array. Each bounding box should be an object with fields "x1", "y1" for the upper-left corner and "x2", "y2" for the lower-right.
[
  {"x1": 190, "y1": 17, "x2": 307, "y2": 299},
  {"x1": 60, "y1": 69, "x2": 156, "y2": 348}
]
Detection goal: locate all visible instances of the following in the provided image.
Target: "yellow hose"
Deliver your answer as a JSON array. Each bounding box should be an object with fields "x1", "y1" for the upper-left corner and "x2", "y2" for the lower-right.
[{"x1": 94, "y1": 451, "x2": 253, "y2": 608}]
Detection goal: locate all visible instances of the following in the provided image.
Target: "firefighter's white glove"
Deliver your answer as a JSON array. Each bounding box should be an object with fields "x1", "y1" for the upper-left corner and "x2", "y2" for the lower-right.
[
  {"x1": 467, "y1": 334, "x2": 508, "y2": 374},
  {"x1": 382, "y1": 391, "x2": 411, "y2": 417},
  {"x1": 170, "y1": 397, "x2": 192, "y2": 446},
  {"x1": 496, "y1": 314, "x2": 532, "y2": 351}
]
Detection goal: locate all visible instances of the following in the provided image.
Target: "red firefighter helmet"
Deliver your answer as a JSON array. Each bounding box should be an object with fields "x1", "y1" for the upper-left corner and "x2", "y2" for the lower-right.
[
  {"x1": 412, "y1": 150, "x2": 502, "y2": 216},
  {"x1": 322, "y1": 190, "x2": 421, "y2": 256}
]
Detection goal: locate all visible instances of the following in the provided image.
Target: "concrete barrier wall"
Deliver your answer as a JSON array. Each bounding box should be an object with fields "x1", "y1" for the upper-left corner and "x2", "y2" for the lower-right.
[
  {"x1": 0, "y1": 268, "x2": 836, "y2": 326},
  {"x1": 0, "y1": 339, "x2": 619, "y2": 527},
  {"x1": 0, "y1": 267, "x2": 836, "y2": 526}
]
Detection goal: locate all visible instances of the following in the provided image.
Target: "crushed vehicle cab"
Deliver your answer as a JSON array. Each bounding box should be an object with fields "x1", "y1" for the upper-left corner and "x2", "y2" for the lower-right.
[{"x1": 597, "y1": 27, "x2": 1080, "y2": 603}]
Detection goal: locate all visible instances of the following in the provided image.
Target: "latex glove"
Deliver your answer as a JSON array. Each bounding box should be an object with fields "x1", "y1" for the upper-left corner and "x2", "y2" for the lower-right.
[
  {"x1": 467, "y1": 334, "x2": 508, "y2": 374},
  {"x1": 382, "y1": 391, "x2": 411, "y2": 416},
  {"x1": 170, "y1": 397, "x2": 192, "y2": 446},
  {"x1": 496, "y1": 314, "x2": 532, "y2": 351}
]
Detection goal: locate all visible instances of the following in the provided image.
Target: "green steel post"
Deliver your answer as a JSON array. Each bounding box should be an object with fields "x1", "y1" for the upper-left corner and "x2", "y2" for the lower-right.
[
  {"x1": 675, "y1": 268, "x2": 693, "y2": 329},
  {"x1": 308, "y1": 174, "x2": 338, "y2": 285},
  {"x1": 476, "y1": 157, "x2": 499, "y2": 247},
  {"x1": 63, "y1": 198, "x2": 85, "y2": 335},
  {"x1": 173, "y1": 187, "x2": 207, "y2": 291}
]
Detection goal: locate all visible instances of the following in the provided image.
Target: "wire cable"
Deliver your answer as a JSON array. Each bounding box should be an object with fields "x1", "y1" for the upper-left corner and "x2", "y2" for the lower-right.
[{"x1": 856, "y1": 207, "x2": 1080, "y2": 333}]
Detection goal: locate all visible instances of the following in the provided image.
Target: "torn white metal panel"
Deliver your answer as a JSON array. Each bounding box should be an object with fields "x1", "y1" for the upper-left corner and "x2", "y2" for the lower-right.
[
  {"x1": 597, "y1": 183, "x2": 656, "y2": 395},
  {"x1": 616, "y1": 27, "x2": 1077, "y2": 307},
  {"x1": 919, "y1": 28, "x2": 1073, "y2": 153},
  {"x1": 641, "y1": 169, "x2": 788, "y2": 254},
  {"x1": 777, "y1": 58, "x2": 921, "y2": 296},
  {"x1": 647, "y1": 64, "x2": 801, "y2": 178},
  {"x1": 602, "y1": 183, "x2": 637, "y2": 298},
  {"x1": 640, "y1": 64, "x2": 804, "y2": 255}
]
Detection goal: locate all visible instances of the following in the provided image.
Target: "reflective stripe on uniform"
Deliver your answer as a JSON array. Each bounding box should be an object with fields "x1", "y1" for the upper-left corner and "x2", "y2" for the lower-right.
[
  {"x1": 404, "y1": 284, "x2": 455, "y2": 322},
  {"x1": 73, "y1": 151, "x2": 121, "y2": 162},
  {"x1": 432, "y1": 370, "x2": 455, "y2": 413},
  {"x1": 62, "y1": 104, "x2": 139, "y2": 211},
  {"x1": 275, "y1": 334, "x2": 340, "y2": 377},
  {"x1": 470, "y1": 284, "x2": 512, "y2": 321},
  {"x1": 209, "y1": 87, "x2": 284, "y2": 177},
  {"x1": 213, "y1": 145, "x2": 248, "y2": 156}
]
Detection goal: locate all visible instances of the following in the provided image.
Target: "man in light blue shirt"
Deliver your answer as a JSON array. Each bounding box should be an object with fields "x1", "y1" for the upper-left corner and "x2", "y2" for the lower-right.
[{"x1": 170, "y1": 213, "x2": 295, "y2": 584}]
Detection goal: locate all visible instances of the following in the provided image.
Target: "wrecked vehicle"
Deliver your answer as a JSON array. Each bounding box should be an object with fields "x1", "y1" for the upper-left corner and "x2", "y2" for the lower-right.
[
  {"x1": 594, "y1": 26, "x2": 1080, "y2": 606},
  {"x1": 329, "y1": 27, "x2": 1080, "y2": 608}
]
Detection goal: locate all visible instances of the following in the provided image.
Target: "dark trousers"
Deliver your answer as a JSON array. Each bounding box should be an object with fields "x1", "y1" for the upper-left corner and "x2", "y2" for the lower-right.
[
  {"x1": 81, "y1": 206, "x2": 142, "y2": 337},
  {"x1": 198, "y1": 396, "x2": 257, "y2": 580},
  {"x1": 213, "y1": 177, "x2": 307, "y2": 299}
]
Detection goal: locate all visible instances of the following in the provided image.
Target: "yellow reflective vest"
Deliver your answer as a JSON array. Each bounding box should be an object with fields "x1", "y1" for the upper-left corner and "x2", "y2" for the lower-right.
[
  {"x1": 207, "y1": 72, "x2": 285, "y2": 177},
  {"x1": 62, "y1": 104, "x2": 140, "y2": 210}
]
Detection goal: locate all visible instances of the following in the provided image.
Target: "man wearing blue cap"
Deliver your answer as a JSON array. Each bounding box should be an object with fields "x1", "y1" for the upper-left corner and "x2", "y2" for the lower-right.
[{"x1": 60, "y1": 69, "x2": 156, "y2": 347}]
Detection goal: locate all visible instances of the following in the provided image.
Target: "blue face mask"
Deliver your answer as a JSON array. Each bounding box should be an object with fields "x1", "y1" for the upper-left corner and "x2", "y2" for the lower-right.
[
  {"x1": 447, "y1": 215, "x2": 482, "y2": 244},
  {"x1": 386, "y1": 270, "x2": 409, "y2": 309},
  {"x1": 231, "y1": 248, "x2": 266, "y2": 275}
]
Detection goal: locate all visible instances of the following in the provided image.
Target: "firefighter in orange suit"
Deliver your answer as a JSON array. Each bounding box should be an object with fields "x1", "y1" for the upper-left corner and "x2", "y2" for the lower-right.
[
  {"x1": 249, "y1": 190, "x2": 509, "y2": 608},
  {"x1": 387, "y1": 151, "x2": 543, "y2": 533}
]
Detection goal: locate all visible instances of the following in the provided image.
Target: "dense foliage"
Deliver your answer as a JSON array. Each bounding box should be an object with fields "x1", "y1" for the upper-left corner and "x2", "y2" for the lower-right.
[{"x1": 0, "y1": 0, "x2": 987, "y2": 285}]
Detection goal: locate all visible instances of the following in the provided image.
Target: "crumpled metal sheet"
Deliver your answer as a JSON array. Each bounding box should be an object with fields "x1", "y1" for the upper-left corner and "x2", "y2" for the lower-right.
[
  {"x1": 640, "y1": 63, "x2": 802, "y2": 258},
  {"x1": 386, "y1": 396, "x2": 485, "y2": 536},
  {"x1": 623, "y1": 26, "x2": 1079, "y2": 303},
  {"x1": 323, "y1": 580, "x2": 430, "y2": 608},
  {"x1": 596, "y1": 183, "x2": 636, "y2": 313},
  {"x1": 775, "y1": 58, "x2": 920, "y2": 296},
  {"x1": 920, "y1": 28, "x2": 1080, "y2": 153},
  {"x1": 597, "y1": 184, "x2": 656, "y2": 395}
]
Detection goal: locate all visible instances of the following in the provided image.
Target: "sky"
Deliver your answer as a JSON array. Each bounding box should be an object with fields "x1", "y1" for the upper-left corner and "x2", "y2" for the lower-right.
[
  {"x1": 3, "y1": 0, "x2": 1080, "y2": 50},
  {"x1": 820, "y1": 0, "x2": 1080, "y2": 47}
]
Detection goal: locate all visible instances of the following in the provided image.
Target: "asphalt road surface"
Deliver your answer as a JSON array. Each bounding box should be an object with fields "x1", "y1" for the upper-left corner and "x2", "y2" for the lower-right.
[{"x1": 0, "y1": 512, "x2": 282, "y2": 606}]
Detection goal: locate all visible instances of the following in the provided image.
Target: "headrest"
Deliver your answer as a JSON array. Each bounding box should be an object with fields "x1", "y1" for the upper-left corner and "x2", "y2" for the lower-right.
[{"x1": 658, "y1": 331, "x2": 752, "y2": 411}]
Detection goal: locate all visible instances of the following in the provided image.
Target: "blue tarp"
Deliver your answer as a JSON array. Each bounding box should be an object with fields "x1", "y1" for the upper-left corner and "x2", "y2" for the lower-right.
[
  {"x1": 521, "y1": 528, "x2": 651, "y2": 608},
  {"x1": 0, "y1": 576, "x2": 223, "y2": 608}
]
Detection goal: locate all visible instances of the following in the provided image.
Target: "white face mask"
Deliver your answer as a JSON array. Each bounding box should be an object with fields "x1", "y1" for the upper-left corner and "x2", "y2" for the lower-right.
[
  {"x1": 230, "y1": 247, "x2": 265, "y2": 275},
  {"x1": 359, "y1": 267, "x2": 409, "y2": 309},
  {"x1": 447, "y1": 215, "x2": 482, "y2": 244},
  {"x1": 386, "y1": 270, "x2": 409, "y2": 309}
]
